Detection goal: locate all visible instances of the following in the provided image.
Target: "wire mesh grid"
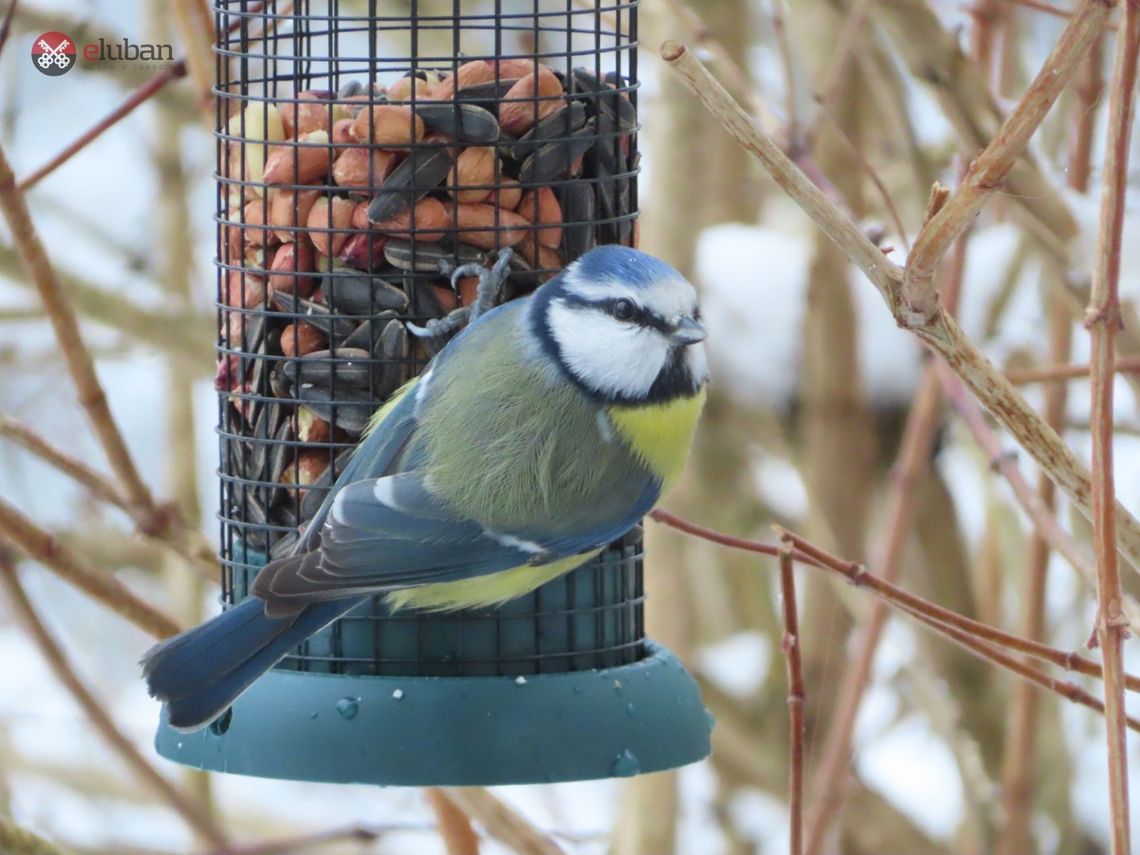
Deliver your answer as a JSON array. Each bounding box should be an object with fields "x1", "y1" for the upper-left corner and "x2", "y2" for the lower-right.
[{"x1": 215, "y1": 0, "x2": 642, "y2": 677}]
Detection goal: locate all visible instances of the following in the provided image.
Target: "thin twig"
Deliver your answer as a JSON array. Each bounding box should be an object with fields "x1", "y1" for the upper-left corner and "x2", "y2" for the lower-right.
[
  {"x1": 649, "y1": 510, "x2": 1140, "y2": 692},
  {"x1": 425, "y1": 789, "x2": 481, "y2": 855},
  {"x1": 900, "y1": 0, "x2": 1113, "y2": 322},
  {"x1": 937, "y1": 367, "x2": 1140, "y2": 631},
  {"x1": 17, "y1": 62, "x2": 186, "y2": 191},
  {"x1": 987, "y1": 0, "x2": 1120, "y2": 27},
  {"x1": 0, "y1": 415, "x2": 126, "y2": 508},
  {"x1": 651, "y1": 511, "x2": 1140, "y2": 734},
  {"x1": 803, "y1": 372, "x2": 943, "y2": 853},
  {"x1": 804, "y1": 213, "x2": 970, "y2": 854},
  {"x1": 0, "y1": 416, "x2": 217, "y2": 582},
  {"x1": 998, "y1": 44, "x2": 1098, "y2": 841},
  {"x1": 1007, "y1": 356, "x2": 1140, "y2": 384},
  {"x1": 658, "y1": 0, "x2": 780, "y2": 133},
  {"x1": 777, "y1": 530, "x2": 1140, "y2": 733},
  {"x1": 0, "y1": 0, "x2": 18, "y2": 60},
  {"x1": 812, "y1": 0, "x2": 874, "y2": 135},
  {"x1": 879, "y1": 0, "x2": 1079, "y2": 260},
  {"x1": 768, "y1": 0, "x2": 799, "y2": 139},
  {"x1": 658, "y1": 43, "x2": 900, "y2": 299},
  {"x1": 0, "y1": 144, "x2": 154, "y2": 510},
  {"x1": 777, "y1": 543, "x2": 804, "y2": 855},
  {"x1": 1086, "y1": 1, "x2": 1139, "y2": 848},
  {"x1": 0, "y1": 499, "x2": 181, "y2": 639},
  {"x1": 0, "y1": 551, "x2": 224, "y2": 847},
  {"x1": 659, "y1": 40, "x2": 1140, "y2": 578},
  {"x1": 813, "y1": 100, "x2": 911, "y2": 252},
  {"x1": 438, "y1": 789, "x2": 565, "y2": 855}
]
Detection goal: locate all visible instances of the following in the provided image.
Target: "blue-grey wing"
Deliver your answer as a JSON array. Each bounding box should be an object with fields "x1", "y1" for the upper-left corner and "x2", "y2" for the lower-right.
[
  {"x1": 295, "y1": 298, "x2": 522, "y2": 548},
  {"x1": 252, "y1": 470, "x2": 658, "y2": 609}
]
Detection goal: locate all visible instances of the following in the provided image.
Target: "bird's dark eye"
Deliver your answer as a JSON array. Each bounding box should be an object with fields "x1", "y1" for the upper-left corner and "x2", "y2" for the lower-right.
[{"x1": 612, "y1": 299, "x2": 636, "y2": 321}]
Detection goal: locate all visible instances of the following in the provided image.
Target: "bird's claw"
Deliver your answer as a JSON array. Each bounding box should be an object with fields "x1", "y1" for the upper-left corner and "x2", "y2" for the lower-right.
[{"x1": 411, "y1": 249, "x2": 515, "y2": 348}]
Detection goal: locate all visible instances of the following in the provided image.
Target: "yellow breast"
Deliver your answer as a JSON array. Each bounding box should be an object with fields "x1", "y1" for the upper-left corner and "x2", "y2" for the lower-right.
[{"x1": 606, "y1": 388, "x2": 707, "y2": 493}]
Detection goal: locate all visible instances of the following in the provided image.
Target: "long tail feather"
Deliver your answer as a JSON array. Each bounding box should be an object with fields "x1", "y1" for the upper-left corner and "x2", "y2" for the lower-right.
[{"x1": 141, "y1": 597, "x2": 361, "y2": 731}]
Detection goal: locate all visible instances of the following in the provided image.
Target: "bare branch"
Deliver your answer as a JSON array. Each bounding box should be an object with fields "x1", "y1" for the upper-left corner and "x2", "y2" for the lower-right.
[
  {"x1": 438, "y1": 789, "x2": 565, "y2": 855},
  {"x1": 659, "y1": 40, "x2": 1140, "y2": 580},
  {"x1": 0, "y1": 499, "x2": 181, "y2": 639},
  {"x1": 425, "y1": 788, "x2": 481, "y2": 855},
  {"x1": 17, "y1": 62, "x2": 187, "y2": 191},
  {"x1": 777, "y1": 544, "x2": 804, "y2": 855},
  {"x1": 901, "y1": 0, "x2": 1113, "y2": 322},
  {"x1": 1085, "y1": 1, "x2": 1139, "y2": 847},
  {"x1": 0, "y1": 551, "x2": 224, "y2": 846}
]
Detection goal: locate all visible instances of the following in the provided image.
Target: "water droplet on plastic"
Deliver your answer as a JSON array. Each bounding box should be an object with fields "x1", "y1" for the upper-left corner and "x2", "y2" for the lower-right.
[
  {"x1": 625, "y1": 703, "x2": 635, "y2": 718},
  {"x1": 392, "y1": 689, "x2": 404, "y2": 700},
  {"x1": 309, "y1": 711, "x2": 318, "y2": 720},
  {"x1": 515, "y1": 675, "x2": 528, "y2": 685},
  {"x1": 176, "y1": 741, "x2": 183, "y2": 750},
  {"x1": 336, "y1": 697, "x2": 359, "y2": 720},
  {"x1": 610, "y1": 749, "x2": 640, "y2": 777},
  {"x1": 612, "y1": 679, "x2": 623, "y2": 693},
  {"x1": 572, "y1": 685, "x2": 584, "y2": 695}
]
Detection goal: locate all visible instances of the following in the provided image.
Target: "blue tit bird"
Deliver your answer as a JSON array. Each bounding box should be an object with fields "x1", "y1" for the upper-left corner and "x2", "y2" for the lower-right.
[{"x1": 142, "y1": 244, "x2": 709, "y2": 731}]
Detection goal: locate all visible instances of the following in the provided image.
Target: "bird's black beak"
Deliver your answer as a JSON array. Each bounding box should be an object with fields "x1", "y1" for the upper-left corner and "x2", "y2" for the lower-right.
[{"x1": 668, "y1": 315, "x2": 707, "y2": 345}]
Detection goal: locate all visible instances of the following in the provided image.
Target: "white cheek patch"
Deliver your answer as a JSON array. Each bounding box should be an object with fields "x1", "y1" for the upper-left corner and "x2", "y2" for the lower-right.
[{"x1": 548, "y1": 300, "x2": 669, "y2": 398}]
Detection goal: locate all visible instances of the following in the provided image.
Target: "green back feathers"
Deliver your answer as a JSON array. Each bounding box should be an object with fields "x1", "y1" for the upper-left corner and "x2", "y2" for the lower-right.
[{"x1": 382, "y1": 309, "x2": 641, "y2": 536}]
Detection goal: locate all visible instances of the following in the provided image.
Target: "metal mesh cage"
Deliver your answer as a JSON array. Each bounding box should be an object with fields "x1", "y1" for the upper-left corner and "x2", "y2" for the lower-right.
[{"x1": 215, "y1": 0, "x2": 642, "y2": 678}]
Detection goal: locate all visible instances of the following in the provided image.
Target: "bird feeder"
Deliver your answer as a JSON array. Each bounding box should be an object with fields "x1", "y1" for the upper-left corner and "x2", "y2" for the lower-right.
[{"x1": 154, "y1": 0, "x2": 712, "y2": 785}]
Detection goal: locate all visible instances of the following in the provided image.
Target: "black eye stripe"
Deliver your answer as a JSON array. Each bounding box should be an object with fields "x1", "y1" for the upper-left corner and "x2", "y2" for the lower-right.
[{"x1": 560, "y1": 294, "x2": 674, "y2": 332}]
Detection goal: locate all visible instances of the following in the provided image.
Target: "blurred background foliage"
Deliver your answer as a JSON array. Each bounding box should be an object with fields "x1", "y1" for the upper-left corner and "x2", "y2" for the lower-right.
[{"x1": 0, "y1": 0, "x2": 1138, "y2": 853}]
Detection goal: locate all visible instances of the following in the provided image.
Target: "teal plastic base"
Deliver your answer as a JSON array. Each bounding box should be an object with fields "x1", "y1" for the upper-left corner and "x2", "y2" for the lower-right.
[{"x1": 154, "y1": 641, "x2": 712, "y2": 785}]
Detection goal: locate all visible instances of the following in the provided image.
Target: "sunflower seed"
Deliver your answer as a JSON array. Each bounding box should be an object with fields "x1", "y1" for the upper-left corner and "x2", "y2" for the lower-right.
[
  {"x1": 367, "y1": 145, "x2": 454, "y2": 223},
  {"x1": 321, "y1": 274, "x2": 409, "y2": 315},
  {"x1": 374, "y1": 319, "x2": 409, "y2": 398},
  {"x1": 455, "y1": 78, "x2": 519, "y2": 107},
  {"x1": 267, "y1": 415, "x2": 294, "y2": 491},
  {"x1": 340, "y1": 311, "x2": 398, "y2": 350},
  {"x1": 292, "y1": 384, "x2": 374, "y2": 435},
  {"x1": 558, "y1": 182, "x2": 596, "y2": 261},
  {"x1": 517, "y1": 121, "x2": 597, "y2": 185},
  {"x1": 269, "y1": 363, "x2": 292, "y2": 399},
  {"x1": 271, "y1": 291, "x2": 358, "y2": 342},
  {"x1": 571, "y1": 69, "x2": 637, "y2": 132},
  {"x1": 384, "y1": 239, "x2": 485, "y2": 273},
  {"x1": 414, "y1": 102, "x2": 501, "y2": 143},
  {"x1": 283, "y1": 348, "x2": 374, "y2": 390},
  {"x1": 506, "y1": 102, "x2": 587, "y2": 161}
]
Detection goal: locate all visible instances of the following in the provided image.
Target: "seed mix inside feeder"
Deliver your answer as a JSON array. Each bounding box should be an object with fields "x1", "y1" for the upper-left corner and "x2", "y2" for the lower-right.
[{"x1": 157, "y1": 3, "x2": 711, "y2": 787}]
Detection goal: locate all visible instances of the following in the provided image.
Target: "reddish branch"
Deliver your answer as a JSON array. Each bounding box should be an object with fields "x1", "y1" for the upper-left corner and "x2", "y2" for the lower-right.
[
  {"x1": 18, "y1": 61, "x2": 187, "y2": 191},
  {"x1": 1086, "y1": 1, "x2": 1140, "y2": 849},
  {"x1": 0, "y1": 498, "x2": 181, "y2": 639},
  {"x1": 777, "y1": 544, "x2": 805, "y2": 855},
  {"x1": 1006, "y1": 356, "x2": 1140, "y2": 384},
  {"x1": 0, "y1": 551, "x2": 223, "y2": 846},
  {"x1": 649, "y1": 512, "x2": 1140, "y2": 696}
]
